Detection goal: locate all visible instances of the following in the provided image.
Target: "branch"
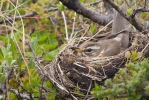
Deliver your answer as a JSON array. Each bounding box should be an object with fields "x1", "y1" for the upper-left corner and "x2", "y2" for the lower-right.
[
  {"x1": 0, "y1": 12, "x2": 38, "y2": 24},
  {"x1": 104, "y1": 0, "x2": 149, "y2": 33},
  {"x1": 3, "y1": 67, "x2": 13, "y2": 89},
  {"x1": 9, "y1": 87, "x2": 30, "y2": 100},
  {"x1": 0, "y1": 7, "x2": 59, "y2": 24},
  {"x1": 59, "y1": 0, "x2": 113, "y2": 25},
  {"x1": 130, "y1": 7, "x2": 149, "y2": 18},
  {"x1": 103, "y1": 0, "x2": 114, "y2": 14}
]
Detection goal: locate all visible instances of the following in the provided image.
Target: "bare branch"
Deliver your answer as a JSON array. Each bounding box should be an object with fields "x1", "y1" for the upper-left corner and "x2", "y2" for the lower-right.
[
  {"x1": 104, "y1": 0, "x2": 149, "y2": 33},
  {"x1": 0, "y1": 12, "x2": 38, "y2": 24},
  {"x1": 103, "y1": 0, "x2": 113, "y2": 14},
  {"x1": 0, "y1": 7, "x2": 59, "y2": 24},
  {"x1": 130, "y1": 7, "x2": 149, "y2": 18},
  {"x1": 59, "y1": 0, "x2": 113, "y2": 25},
  {"x1": 9, "y1": 87, "x2": 30, "y2": 100},
  {"x1": 4, "y1": 67, "x2": 13, "y2": 89}
]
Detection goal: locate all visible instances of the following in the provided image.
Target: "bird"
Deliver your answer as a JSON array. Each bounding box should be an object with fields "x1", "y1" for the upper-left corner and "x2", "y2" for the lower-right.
[{"x1": 70, "y1": 36, "x2": 121, "y2": 57}]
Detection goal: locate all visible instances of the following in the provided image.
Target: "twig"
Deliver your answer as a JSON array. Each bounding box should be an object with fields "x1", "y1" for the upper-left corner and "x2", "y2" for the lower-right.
[
  {"x1": 83, "y1": 80, "x2": 92, "y2": 100},
  {"x1": 4, "y1": 67, "x2": 13, "y2": 89},
  {"x1": 70, "y1": 12, "x2": 77, "y2": 40},
  {"x1": 39, "y1": 76, "x2": 45, "y2": 100},
  {"x1": 124, "y1": 0, "x2": 130, "y2": 8},
  {"x1": 9, "y1": 87, "x2": 30, "y2": 100},
  {"x1": 0, "y1": 6, "x2": 59, "y2": 24},
  {"x1": 60, "y1": 2, "x2": 69, "y2": 41},
  {"x1": 104, "y1": 0, "x2": 149, "y2": 33},
  {"x1": 101, "y1": 29, "x2": 129, "y2": 40},
  {"x1": 141, "y1": 42, "x2": 149, "y2": 53},
  {"x1": 130, "y1": 7, "x2": 149, "y2": 19},
  {"x1": 0, "y1": 8, "x2": 38, "y2": 24},
  {"x1": 3, "y1": 67, "x2": 13, "y2": 100},
  {"x1": 87, "y1": 20, "x2": 113, "y2": 42}
]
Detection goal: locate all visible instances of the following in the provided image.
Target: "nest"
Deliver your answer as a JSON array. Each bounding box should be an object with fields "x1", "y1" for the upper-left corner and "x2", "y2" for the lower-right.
[{"x1": 43, "y1": 32, "x2": 149, "y2": 99}]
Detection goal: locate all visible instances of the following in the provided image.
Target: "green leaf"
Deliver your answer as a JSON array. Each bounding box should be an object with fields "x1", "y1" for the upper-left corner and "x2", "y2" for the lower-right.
[
  {"x1": 0, "y1": 49, "x2": 4, "y2": 60},
  {"x1": 57, "y1": 4, "x2": 65, "y2": 11},
  {"x1": 45, "y1": 39, "x2": 58, "y2": 50},
  {"x1": 7, "y1": 56, "x2": 16, "y2": 67},
  {"x1": 44, "y1": 49, "x2": 59, "y2": 61},
  {"x1": 0, "y1": 36, "x2": 5, "y2": 41},
  {"x1": 31, "y1": 37, "x2": 38, "y2": 51},
  {"x1": 25, "y1": 52, "x2": 34, "y2": 58},
  {"x1": 1, "y1": 46, "x2": 7, "y2": 57},
  {"x1": 49, "y1": 33, "x2": 57, "y2": 39},
  {"x1": 91, "y1": 83, "x2": 102, "y2": 93},
  {"x1": 69, "y1": 12, "x2": 75, "y2": 18},
  {"x1": 17, "y1": 54, "x2": 22, "y2": 68},
  {"x1": 141, "y1": 12, "x2": 147, "y2": 19},
  {"x1": 140, "y1": 59, "x2": 149, "y2": 67},
  {"x1": 127, "y1": 8, "x2": 133, "y2": 15},
  {"x1": 44, "y1": 81, "x2": 53, "y2": 88},
  {"x1": 0, "y1": 73, "x2": 6, "y2": 83},
  {"x1": 9, "y1": 38, "x2": 17, "y2": 59},
  {"x1": 89, "y1": 26, "x2": 95, "y2": 34},
  {"x1": 105, "y1": 79, "x2": 112, "y2": 86},
  {"x1": 9, "y1": 80, "x2": 18, "y2": 89},
  {"x1": 131, "y1": 51, "x2": 138, "y2": 61},
  {"x1": 126, "y1": 62, "x2": 135, "y2": 71},
  {"x1": 18, "y1": 8, "x2": 25, "y2": 15},
  {"x1": 28, "y1": 59, "x2": 35, "y2": 69},
  {"x1": 38, "y1": 35, "x2": 48, "y2": 43},
  {"x1": 36, "y1": 46, "x2": 44, "y2": 57}
]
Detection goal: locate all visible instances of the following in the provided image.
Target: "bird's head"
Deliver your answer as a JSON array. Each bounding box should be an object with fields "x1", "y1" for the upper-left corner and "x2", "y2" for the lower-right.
[{"x1": 70, "y1": 42, "x2": 101, "y2": 57}]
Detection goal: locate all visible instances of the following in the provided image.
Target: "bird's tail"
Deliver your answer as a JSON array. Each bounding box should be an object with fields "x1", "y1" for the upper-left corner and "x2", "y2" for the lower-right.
[{"x1": 112, "y1": 4, "x2": 129, "y2": 49}]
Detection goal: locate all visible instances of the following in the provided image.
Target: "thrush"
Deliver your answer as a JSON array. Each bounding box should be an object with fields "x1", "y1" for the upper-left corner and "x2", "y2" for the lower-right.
[{"x1": 70, "y1": 37, "x2": 121, "y2": 57}]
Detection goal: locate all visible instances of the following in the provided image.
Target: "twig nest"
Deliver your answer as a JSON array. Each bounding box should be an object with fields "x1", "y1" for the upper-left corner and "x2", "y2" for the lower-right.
[{"x1": 44, "y1": 32, "x2": 149, "y2": 98}]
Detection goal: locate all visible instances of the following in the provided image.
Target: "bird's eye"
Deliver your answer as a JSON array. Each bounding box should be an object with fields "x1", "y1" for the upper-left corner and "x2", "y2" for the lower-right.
[{"x1": 86, "y1": 48, "x2": 92, "y2": 52}]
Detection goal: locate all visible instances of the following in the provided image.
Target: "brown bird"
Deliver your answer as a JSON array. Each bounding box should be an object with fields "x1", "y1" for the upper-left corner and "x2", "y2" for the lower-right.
[
  {"x1": 70, "y1": 36, "x2": 121, "y2": 57},
  {"x1": 77, "y1": 37, "x2": 121, "y2": 57}
]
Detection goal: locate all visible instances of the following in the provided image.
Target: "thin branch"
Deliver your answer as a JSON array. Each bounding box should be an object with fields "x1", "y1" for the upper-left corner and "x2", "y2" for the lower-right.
[
  {"x1": 104, "y1": 0, "x2": 149, "y2": 33},
  {"x1": 9, "y1": 87, "x2": 30, "y2": 100},
  {"x1": 130, "y1": 7, "x2": 149, "y2": 18},
  {"x1": 124, "y1": 0, "x2": 130, "y2": 8},
  {"x1": 0, "y1": 6, "x2": 59, "y2": 24},
  {"x1": 4, "y1": 67, "x2": 13, "y2": 89},
  {"x1": 83, "y1": 80, "x2": 92, "y2": 100},
  {"x1": 60, "y1": 2, "x2": 69, "y2": 41},
  {"x1": 0, "y1": 12, "x2": 38, "y2": 24}
]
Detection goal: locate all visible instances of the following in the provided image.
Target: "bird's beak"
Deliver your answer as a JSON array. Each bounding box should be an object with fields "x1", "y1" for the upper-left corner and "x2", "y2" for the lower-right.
[{"x1": 69, "y1": 46, "x2": 83, "y2": 52}]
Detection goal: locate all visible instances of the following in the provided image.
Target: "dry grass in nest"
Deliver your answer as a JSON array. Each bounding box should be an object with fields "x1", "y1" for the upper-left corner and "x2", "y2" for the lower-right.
[{"x1": 43, "y1": 31, "x2": 149, "y2": 99}]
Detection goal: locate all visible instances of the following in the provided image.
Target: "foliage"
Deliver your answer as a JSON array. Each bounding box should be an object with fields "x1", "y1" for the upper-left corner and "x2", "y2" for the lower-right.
[
  {"x1": 0, "y1": 0, "x2": 63, "y2": 99},
  {"x1": 91, "y1": 56, "x2": 149, "y2": 100}
]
